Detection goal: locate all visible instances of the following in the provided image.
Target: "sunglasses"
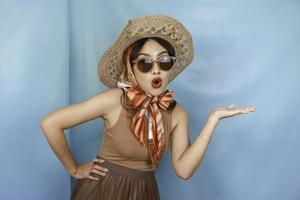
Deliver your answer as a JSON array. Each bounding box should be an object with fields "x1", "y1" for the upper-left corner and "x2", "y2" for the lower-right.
[{"x1": 132, "y1": 55, "x2": 176, "y2": 73}]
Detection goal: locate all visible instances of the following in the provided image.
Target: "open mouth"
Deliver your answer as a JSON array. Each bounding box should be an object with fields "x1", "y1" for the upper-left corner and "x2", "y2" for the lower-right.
[{"x1": 151, "y1": 77, "x2": 162, "y2": 88}]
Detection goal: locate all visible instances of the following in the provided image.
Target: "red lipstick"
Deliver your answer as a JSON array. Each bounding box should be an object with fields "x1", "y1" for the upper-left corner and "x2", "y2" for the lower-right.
[{"x1": 151, "y1": 77, "x2": 162, "y2": 88}]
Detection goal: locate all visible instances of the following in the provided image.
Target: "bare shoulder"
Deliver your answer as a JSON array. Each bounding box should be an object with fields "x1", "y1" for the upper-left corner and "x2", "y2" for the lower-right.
[
  {"x1": 171, "y1": 101, "x2": 189, "y2": 133},
  {"x1": 88, "y1": 87, "x2": 123, "y2": 117},
  {"x1": 79, "y1": 87, "x2": 123, "y2": 114},
  {"x1": 41, "y1": 87, "x2": 124, "y2": 130},
  {"x1": 93, "y1": 87, "x2": 123, "y2": 104}
]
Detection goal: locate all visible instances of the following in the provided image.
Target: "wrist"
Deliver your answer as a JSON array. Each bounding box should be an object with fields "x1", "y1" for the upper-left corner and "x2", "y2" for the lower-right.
[
  {"x1": 70, "y1": 166, "x2": 78, "y2": 176},
  {"x1": 208, "y1": 113, "x2": 220, "y2": 123},
  {"x1": 199, "y1": 133, "x2": 212, "y2": 141}
]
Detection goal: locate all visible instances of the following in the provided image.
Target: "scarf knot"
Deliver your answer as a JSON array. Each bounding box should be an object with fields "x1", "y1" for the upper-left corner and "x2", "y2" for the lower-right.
[
  {"x1": 118, "y1": 82, "x2": 175, "y2": 166},
  {"x1": 151, "y1": 96, "x2": 158, "y2": 104}
]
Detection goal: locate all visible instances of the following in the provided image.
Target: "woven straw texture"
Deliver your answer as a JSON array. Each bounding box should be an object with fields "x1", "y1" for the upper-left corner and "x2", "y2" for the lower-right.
[{"x1": 98, "y1": 14, "x2": 194, "y2": 88}]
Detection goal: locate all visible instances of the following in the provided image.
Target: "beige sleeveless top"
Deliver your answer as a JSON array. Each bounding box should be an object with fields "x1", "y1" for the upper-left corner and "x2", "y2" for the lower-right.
[{"x1": 98, "y1": 90, "x2": 174, "y2": 171}]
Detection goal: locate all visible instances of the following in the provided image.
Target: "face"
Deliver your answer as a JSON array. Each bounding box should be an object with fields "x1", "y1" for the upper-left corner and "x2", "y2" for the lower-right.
[{"x1": 132, "y1": 38, "x2": 174, "y2": 96}]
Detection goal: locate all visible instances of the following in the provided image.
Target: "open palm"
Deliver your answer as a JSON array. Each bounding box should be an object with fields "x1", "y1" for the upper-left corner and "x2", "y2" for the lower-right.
[{"x1": 211, "y1": 104, "x2": 256, "y2": 120}]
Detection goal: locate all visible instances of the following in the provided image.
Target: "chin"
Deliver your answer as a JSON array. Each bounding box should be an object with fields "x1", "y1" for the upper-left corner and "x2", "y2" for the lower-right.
[
  {"x1": 138, "y1": 82, "x2": 166, "y2": 96},
  {"x1": 147, "y1": 88, "x2": 165, "y2": 96}
]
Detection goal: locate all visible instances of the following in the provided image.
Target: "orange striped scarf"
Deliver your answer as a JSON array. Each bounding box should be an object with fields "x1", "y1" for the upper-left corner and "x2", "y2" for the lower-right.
[
  {"x1": 118, "y1": 45, "x2": 175, "y2": 166},
  {"x1": 118, "y1": 81, "x2": 174, "y2": 166},
  {"x1": 128, "y1": 85, "x2": 173, "y2": 165}
]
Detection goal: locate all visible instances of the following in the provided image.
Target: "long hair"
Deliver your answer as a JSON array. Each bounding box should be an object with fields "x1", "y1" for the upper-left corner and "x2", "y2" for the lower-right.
[{"x1": 118, "y1": 44, "x2": 138, "y2": 86}]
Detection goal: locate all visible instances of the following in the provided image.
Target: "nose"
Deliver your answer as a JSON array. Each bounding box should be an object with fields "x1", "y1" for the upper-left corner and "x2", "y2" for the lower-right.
[{"x1": 151, "y1": 61, "x2": 160, "y2": 75}]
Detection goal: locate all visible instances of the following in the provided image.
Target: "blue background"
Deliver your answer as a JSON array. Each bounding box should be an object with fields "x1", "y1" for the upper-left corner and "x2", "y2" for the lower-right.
[{"x1": 1, "y1": 0, "x2": 300, "y2": 199}]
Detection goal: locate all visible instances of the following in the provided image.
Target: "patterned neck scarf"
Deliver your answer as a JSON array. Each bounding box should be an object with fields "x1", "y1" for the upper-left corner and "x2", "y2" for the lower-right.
[
  {"x1": 118, "y1": 81, "x2": 174, "y2": 166},
  {"x1": 117, "y1": 45, "x2": 175, "y2": 166}
]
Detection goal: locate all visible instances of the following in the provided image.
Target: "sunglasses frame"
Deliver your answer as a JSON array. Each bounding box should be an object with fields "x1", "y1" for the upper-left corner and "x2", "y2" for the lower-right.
[{"x1": 132, "y1": 55, "x2": 176, "y2": 73}]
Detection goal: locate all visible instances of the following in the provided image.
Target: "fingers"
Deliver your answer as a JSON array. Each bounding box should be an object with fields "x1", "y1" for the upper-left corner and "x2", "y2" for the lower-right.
[
  {"x1": 241, "y1": 106, "x2": 256, "y2": 113},
  {"x1": 73, "y1": 158, "x2": 110, "y2": 181},
  {"x1": 238, "y1": 106, "x2": 256, "y2": 114},
  {"x1": 246, "y1": 106, "x2": 256, "y2": 112},
  {"x1": 227, "y1": 104, "x2": 236, "y2": 109},
  {"x1": 88, "y1": 158, "x2": 109, "y2": 180},
  {"x1": 88, "y1": 174, "x2": 100, "y2": 181},
  {"x1": 227, "y1": 104, "x2": 255, "y2": 110},
  {"x1": 226, "y1": 104, "x2": 256, "y2": 116},
  {"x1": 94, "y1": 165, "x2": 109, "y2": 173},
  {"x1": 91, "y1": 168, "x2": 107, "y2": 177},
  {"x1": 92, "y1": 158, "x2": 108, "y2": 172},
  {"x1": 212, "y1": 104, "x2": 255, "y2": 119},
  {"x1": 93, "y1": 158, "x2": 105, "y2": 164}
]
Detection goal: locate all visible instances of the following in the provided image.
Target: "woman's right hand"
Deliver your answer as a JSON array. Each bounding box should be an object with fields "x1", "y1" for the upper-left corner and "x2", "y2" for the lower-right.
[{"x1": 71, "y1": 158, "x2": 109, "y2": 181}]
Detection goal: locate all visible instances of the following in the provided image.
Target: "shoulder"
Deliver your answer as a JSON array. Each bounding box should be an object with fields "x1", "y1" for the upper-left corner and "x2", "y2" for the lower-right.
[
  {"x1": 99, "y1": 87, "x2": 124, "y2": 106},
  {"x1": 100, "y1": 87, "x2": 123, "y2": 96},
  {"x1": 85, "y1": 87, "x2": 123, "y2": 117},
  {"x1": 41, "y1": 88, "x2": 124, "y2": 129},
  {"x1": 172, "y1": 102, "x2": 188, "y2": 119},
  {"x1": 171, "y1": 101, "x2": 189, "y2": 131},
  {"x1": 92, "y1": 87, "x2": 123, "y2": 103}
]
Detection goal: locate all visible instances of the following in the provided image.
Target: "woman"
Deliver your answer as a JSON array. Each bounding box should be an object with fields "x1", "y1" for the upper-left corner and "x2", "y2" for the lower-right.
[{"x1": 41, "y1": 14, "x2": 255, "y2": 200}]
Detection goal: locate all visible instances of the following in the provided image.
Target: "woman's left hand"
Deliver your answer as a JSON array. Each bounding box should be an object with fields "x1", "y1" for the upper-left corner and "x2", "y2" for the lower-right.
[{"x1": 209, "y1": 104, "x2": 256, "y2": 121}]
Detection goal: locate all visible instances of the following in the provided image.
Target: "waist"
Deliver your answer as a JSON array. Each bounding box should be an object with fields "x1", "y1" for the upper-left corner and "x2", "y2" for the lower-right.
[{"x1": 96, "y1": 155, "x2": 155, "y2": 178}]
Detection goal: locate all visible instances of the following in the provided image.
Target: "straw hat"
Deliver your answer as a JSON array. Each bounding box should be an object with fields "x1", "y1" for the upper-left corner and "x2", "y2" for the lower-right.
[{"x1": 98, "y1": 14, "x2": 194, "y2": 88}]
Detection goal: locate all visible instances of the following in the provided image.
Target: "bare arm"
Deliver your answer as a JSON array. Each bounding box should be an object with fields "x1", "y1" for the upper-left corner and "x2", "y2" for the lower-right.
[
  {"x1": 40, "y1": 88, "x2": 123, "y2": 175},
  {"x1": 170, "y1": 103, "x2": 218, "y2": 180},
  {"x1": 171, "y1": 103, "x2": 255, "y2": 180}
]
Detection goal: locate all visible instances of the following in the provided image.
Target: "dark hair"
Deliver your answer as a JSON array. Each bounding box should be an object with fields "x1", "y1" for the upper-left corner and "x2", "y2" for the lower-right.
[{"x1": 129, "y1": 37, "x2": 175, "y2": 66}]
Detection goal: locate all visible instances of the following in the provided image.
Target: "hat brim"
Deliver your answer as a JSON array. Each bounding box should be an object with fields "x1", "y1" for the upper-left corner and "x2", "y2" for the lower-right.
[{"x1": 98, "y1": 14, "x2": 194, "y2": 88}]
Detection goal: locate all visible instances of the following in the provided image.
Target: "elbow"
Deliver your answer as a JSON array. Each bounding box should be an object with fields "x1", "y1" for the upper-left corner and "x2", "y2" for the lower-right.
[
  {"x1": 40, "y1": 116, "x2": 64, "y2": 136},
  {"x1": 40, "y1": 116, "x2": 57, "y2": 134},
  {"x1": 40, "y1": 118, "x2": 50, "y2": 135},
  {"x1": 179, "y1": 173, "x2": 191, "y2": 180},
  {"x1": 40, "y1": 118, "x2": 47, "y2": 130},
  {"x1": 40, "y1": 116, "x2": 50, "y2": 131},
  {"x1": 174, "y1": 161, "x2": 193, "y2": 180},
  {"x1": 176, "y1": 170, "x2": 192, "y2": 180}
]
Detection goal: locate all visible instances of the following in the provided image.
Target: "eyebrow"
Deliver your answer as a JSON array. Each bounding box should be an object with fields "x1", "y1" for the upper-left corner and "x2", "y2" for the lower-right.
[{"x1": 137, "y1": 50, "x2": 168, "y2": 57}]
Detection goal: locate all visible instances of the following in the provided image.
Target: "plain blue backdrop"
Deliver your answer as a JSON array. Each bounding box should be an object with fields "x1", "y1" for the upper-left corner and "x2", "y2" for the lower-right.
[{"x1": 1, "y1": 0, "x2": 300, "y2": 199}]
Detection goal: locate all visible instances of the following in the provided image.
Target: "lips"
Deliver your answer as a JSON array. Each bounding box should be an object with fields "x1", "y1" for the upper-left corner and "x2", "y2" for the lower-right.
[{"x1": 151, "y1": 77, "x2": 162, "y2": 88}]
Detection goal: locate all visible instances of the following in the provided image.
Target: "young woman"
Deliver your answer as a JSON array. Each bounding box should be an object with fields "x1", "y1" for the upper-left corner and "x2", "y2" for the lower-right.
[{"x1": 41, "y1": 14, "x2": 255, "y2": 200}]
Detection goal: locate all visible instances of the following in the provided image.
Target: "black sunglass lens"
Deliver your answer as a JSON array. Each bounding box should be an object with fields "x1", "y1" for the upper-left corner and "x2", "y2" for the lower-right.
[
  {"x1": 159, "y1": 59, "x2": 173, "y2": 70},
  {"x1": 137, "y1": 59, "x2": 152, "y2": 72}
]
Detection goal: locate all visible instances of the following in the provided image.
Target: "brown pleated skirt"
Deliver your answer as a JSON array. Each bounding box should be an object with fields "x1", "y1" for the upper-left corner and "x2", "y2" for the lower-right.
[{"x1": 70, "y1": 155, "x2": 160, "y2": 200}]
